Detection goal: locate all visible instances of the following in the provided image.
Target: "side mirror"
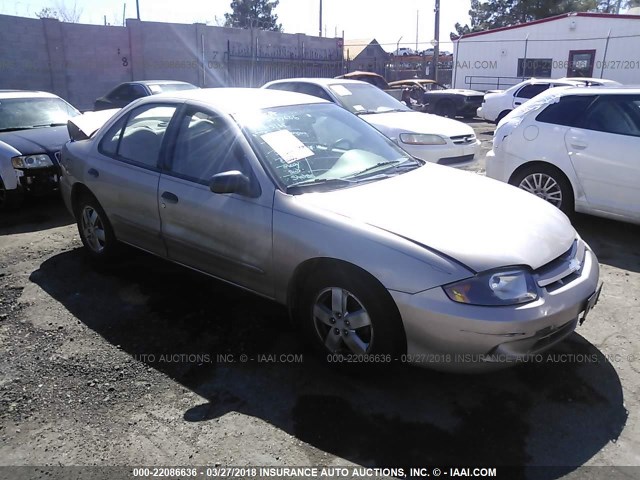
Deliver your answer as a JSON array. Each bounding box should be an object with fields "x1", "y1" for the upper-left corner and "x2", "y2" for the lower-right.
[{"x1": 209, "y1": 170, "x2": 259, "y2": 197}]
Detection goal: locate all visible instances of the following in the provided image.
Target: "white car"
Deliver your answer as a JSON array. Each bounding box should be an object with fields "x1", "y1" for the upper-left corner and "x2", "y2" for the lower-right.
[
  {"x1": 486, "y1": 86, "x2": 640, "y2": 225},
  {"x1": 263, "y1": 78, "x2": 480, "y2": 168},
  {"x1": 477, "y1": 78, "x2": 584, "y2": 124},
  {"x1": 394, "y1": 47, "x2": 416, "y2": 56}
]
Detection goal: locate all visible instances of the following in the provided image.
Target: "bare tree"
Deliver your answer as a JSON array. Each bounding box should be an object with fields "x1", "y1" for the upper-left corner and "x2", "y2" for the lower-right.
[
  {"x1": 55, "y1": 1, "x2": 83, "y2": 23},
  {"x1": 35, "y1": 7, "x2": 61, "y2": 20},
  {"x1": 35, "y1": 1, "x2": 82, "y2": 22}
]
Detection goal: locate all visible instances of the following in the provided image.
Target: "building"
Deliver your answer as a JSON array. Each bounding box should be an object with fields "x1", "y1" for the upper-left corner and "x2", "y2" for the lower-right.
[
  {"x1": 343, "y1": 38, "x2": 388, "y2": 76},
  {"x1": 451, "y1": 13, "x2": 640, "y2": 91}
]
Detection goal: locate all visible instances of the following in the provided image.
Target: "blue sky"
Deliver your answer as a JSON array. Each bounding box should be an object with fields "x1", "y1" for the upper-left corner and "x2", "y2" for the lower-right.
[{"x1": 0, "y1": 0, "x2": 472, "y2": 50}]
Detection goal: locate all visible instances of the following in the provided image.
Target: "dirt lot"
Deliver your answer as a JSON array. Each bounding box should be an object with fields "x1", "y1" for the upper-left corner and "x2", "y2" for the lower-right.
[{"x1": 0, "y1": 121, "x2": 639, "y2": 480}]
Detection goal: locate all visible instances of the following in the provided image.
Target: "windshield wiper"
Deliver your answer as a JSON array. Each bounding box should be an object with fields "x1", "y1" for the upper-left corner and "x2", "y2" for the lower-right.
[
  {"x1": 286, "y1": 177, "x2": 355, "y2": 194},
  {"x1": 32, "y1": 122, "x2": 68, "y2": 128},
  {"x1": 353, "y1": 110, "x2": 376, "y2": 115},
  {"x1": 0, "y1": 126, "x2": 37, "y2": 132},
  {"x1": 347, "y1": 158, "x2": 422, "y2": 179}
]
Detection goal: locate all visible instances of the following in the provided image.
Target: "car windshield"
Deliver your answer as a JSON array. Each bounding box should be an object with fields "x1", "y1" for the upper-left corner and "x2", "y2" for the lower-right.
[
  {"x1": 327, "y1": 83, "x2": 410, "y2": 115},
  {"x1": 0, "y1": 97, "x2": 80, "y2": 131},
  {"x1": 148, "y1": 83, "x2": 198, "y2": 94},
  {"x1": 236, "y1": 103, "x2": 420, "y2": 192}
]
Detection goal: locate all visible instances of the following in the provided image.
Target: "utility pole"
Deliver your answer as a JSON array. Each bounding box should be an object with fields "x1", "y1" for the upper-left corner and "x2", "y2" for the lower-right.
[
  {"x1": 433, "y1": 0, "x2": 440, "y2": 81},
  {"x1": 416, "y1": 10, "x2": 419, "y2": 51},
  {"x1": 319, "y1": 0, "x2": 323, "y2": 37},
  {"x1": 136, "y1": 0, "x2": 140, "y2": 20}
]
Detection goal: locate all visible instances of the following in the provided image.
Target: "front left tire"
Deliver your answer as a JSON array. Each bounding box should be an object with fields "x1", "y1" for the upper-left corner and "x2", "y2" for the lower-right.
[
  {"x1": 297, "y1": 266, "x2": 405, "y2": 359},
  {"x1": 0, "y1": 176, "x2": 24, "y2": 210}
]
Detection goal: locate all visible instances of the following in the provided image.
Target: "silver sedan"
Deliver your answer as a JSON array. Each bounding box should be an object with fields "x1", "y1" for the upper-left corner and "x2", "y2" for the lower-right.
[{"x1": 59, "y1": 88, "x2": 601, "y2": 372}]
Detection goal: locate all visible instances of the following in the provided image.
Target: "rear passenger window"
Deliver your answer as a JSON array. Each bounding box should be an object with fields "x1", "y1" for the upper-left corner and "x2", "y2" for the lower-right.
[
  {"x1": 535, "y1": 95, "x2": 596, "y2": 127},
  {"x1": 582, "y1": 96, "x2": 640, "y2": 137},
  {"x1": 98, "y1": 104, "x2": 177, "y2": 168}
]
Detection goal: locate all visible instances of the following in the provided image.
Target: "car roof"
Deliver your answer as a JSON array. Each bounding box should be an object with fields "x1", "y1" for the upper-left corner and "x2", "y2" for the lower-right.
[
  {"x1": 548, "y1": 85, "x2": 640, "y2": 95},
  {"x1": 0, "y1": 90, "x2": 61, "y2": 100},
  {"x1": 151, "y1": 87, "x2": 329, "y2": 114},
  {"x1": 265, "y1": 77, "x2": 366, "y2": 88}
]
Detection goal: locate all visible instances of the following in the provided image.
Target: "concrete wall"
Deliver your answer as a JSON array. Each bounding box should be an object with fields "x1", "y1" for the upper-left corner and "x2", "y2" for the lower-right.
[
  {"x1": 452, "y1": 14, "x2": 640, "y2": 90},
  {"x1": 0, "y1": 14, "x2": 342, "y2": 110}
]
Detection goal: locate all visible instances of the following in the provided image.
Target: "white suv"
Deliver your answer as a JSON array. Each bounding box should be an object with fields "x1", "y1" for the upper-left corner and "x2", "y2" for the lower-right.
[
  {"x1": 477, "y1": 78, "x2": 584, "y2": 124},
  {"x1": 486, "y1": 86, "x2": 640, "y2": 225}
]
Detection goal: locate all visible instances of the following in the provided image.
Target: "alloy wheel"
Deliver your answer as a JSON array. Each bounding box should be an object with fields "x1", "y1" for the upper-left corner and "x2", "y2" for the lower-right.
[
  {"x1": 518, "y1": 173, "x2": 563, "y2": 207},
  {"x1": 312, "y1": 287, "x2": 373, "y2": 355},
  {"x1": 81, "y1": 205, "x2": 107, "y2": 253}
]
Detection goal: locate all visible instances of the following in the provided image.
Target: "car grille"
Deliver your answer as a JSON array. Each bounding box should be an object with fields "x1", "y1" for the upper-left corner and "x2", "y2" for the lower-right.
[
  {"x1": 437, "y1": 154, "x2": 474, "y2": 166},
  {"x1": 535, "y1": 239, "x2": 586, "y2": 292},
  {"x1": 450, "y1": 134, "x2": 477, "y2": 145}
]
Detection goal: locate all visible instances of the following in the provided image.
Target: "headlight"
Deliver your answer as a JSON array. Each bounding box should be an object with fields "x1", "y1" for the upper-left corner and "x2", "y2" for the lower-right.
[
  {"x1": 399, "y1": 133, "x2": 447, "y2": 145},
  {"x1": 443, "y1": 268, "x2": 538, "y2": 306},
  {"x1": 11, "y1": 154, "x2": 54, "y2": 169}
]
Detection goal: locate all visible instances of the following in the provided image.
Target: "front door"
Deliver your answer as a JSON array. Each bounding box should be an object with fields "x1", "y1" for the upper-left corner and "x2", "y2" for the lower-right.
[{"x1": 158, "y1": 106, "x2": 274, "y2": 297}]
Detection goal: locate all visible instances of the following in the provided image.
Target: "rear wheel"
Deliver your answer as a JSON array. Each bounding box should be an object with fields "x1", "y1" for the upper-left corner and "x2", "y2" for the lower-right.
[
  {"x1": 509, "y1": 164, "x2": 574, "y2": 216},
  {"x1": 75, "y1": 193, "x2": 119, "y2": 261},
  {"x1": 495, "y1": 110, "x2": 511, "y2": 124},
  {"x1": 297, "y1": 266, "x2": 405, "y2": 360}
]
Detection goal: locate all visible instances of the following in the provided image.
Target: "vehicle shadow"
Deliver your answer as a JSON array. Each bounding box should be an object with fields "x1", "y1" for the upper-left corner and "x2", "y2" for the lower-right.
[
  {"x1": 573, "y1": 213, "x2": 640, "y2": 274},
  {"x1": 29, "y1": 249, "x2": 627, "y2": 479},
  {"x1": 0, "y1": 194, "x2": 73, "y2": 234}
]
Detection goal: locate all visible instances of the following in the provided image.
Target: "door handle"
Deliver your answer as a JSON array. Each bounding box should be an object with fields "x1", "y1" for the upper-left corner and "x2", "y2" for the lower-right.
[
  {"x1": 161, "y1": 191, "x2": 179, "y2": 204},
  {"x1": 514, "y1": 102, "x2": 522, "y2": 106},
  {"x1": 87, "y1": 168, "x2": 99, "y2": 178},
  {"x1": 569, "y1": 138, "x2": 588, "y2": 150}
]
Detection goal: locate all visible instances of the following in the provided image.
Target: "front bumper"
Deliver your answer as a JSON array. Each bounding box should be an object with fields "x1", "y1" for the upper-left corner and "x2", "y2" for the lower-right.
[
  {"x1": 391, "y1": 246, "x2": 600, "y2": 372},
  {"x1": 403, "y1": 140, "x2": 479, "y2": 168},
  {"x1": 15, "y1": 166, "x2": 60, "y2": 196}
]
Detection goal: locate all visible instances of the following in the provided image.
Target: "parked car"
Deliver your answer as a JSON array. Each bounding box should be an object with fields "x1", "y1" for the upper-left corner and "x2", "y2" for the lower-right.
[
  {"x1": 393, "y1": 47, "x2": 416, "y2": 56},
  {"x1": 388, "y1": 79, "x2": 484, "y2": 118},
  {"x1": 0, "y1": 90, "x2": 80, "y2": 209},
  {"x1": 335, "y1": 71, "x2": 390, "y2": 90},
  {"x1": 486, "y1": 86, "x2": 640, "y2": 224},
  {"x1": 60, "y1": 88, "x2": 601, "y2": 372},
  {"x1": 477, "y1": 78, "x2": 584, "y2": 124},
  {"x1": 262, "y1": 78, "x2": 480, "y2": 167},
  {"x1": 94, "y1": 80, "x2": 198, "y2": 111}
]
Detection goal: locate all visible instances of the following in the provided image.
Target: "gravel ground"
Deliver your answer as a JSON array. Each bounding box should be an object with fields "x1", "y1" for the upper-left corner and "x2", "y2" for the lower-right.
[{"x1": 0, "y1": 120, "x2": 639, "y2": 480}]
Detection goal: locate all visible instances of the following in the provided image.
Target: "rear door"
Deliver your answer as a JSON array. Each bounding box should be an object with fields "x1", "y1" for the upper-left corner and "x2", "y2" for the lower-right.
[
  {"x1": 157, "y1": 105, "x2": 274, "y2": 296},
  {"x1": 565, "y1": 94, "x2": 640, "y2": 220},
  {"x1": 86, "y1": 103, "x2": 179, "y2": 255}
]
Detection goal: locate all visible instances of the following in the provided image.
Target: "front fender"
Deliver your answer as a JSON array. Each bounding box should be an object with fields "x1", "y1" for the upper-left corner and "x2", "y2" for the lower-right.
[
  {"x1": 0, "y1": 140, "x2": 21, "y2": 190},
  {"x1": 272, "y1": 191, "x2": 473, "y2": 303}
]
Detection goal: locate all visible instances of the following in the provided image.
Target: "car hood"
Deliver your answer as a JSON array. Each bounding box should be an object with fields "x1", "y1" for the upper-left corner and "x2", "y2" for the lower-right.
[
  {"x1": 295, "y1": 164, "x2": 575, "y2": 272},
  {"x1": 361, "y1": 111, "x2": 473, "y2": 137},
  {"x1": 0, "y1": 126, "x2": 70, "y2": 156}
]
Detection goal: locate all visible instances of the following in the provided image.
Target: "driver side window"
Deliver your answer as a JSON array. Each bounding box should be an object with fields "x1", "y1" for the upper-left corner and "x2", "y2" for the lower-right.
[{"x1": 168, "y1": 109, "x2": 248, "y2": 184}]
